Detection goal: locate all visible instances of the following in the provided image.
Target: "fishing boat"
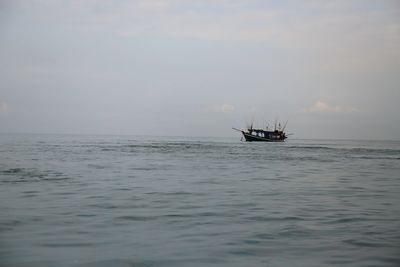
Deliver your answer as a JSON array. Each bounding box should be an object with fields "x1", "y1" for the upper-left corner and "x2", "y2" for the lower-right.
[{"x1": 233, "y1": 121, "x2": 289, "y2": 142}]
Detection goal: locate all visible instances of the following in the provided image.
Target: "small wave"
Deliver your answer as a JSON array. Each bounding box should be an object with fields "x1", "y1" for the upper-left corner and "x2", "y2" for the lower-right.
[
  {"x1": 0, "y1": 219, "x2": 22, "y2": 227},
  {"x1": 115, "y1": 215, "x2": 157, "y2": 221},
  {"x1": 229, "y1": 249, "x2": 257, "y2": 256},
  {"x1": 245, "y1": 216, "x2": 303, "y2": 222},
  {"x1": 101, "y1": 148, "x2": 116, "y2": 151},
  {"x1": 278, "y1": 228, "x2": 310, "y2": 237},
  {"x1": 288, "y1": 145, "x2": 335, "y2": 150},
  {"x1": 1, "y1": 168, "x2": 25, "y2": 174},
  {"x1": 124, "y1": 142, "x2": 226, "y2": 155},
  {"x1": 330, "y1": 217, "x2": 366, "y2": 224},
  {"x1": 349, "y1": 155, "x2": 400, "y2": 160},
  {"x1": 88, "y1": 203, "x2": 119, "y2": 209},
  {"x1": 41, "y1": 242, "x2": 96, "y2": 248},
  {"x1": 144, "y1": 191, "x2": 207, "y2": 196},
  {"x1": 0, "y1": 219, "x2": 23, "y2": 232},
  {"x1": 288, "y1": 145, "x2": 400, "y2": 155},
  {"x1": 0, "y1": 167, "x2": 70, "y2": 183},
  {"x1": 115, "y1": 211, "x2": 220, "y2": 222},
  {"x1": 252, "y1": 233, "x2": 275, "y2": 240},
  {"x1": 342, "y1": 239, "x2": 389, "y2": 248},
  {"x1": 349, "y1": 147, "x2": 400, "y2": 154}
]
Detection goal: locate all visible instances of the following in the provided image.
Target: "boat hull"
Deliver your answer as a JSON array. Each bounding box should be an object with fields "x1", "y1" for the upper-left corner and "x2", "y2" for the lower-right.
[{"x1": 242, "y1": 132, "x2": 285, "y2": 142}]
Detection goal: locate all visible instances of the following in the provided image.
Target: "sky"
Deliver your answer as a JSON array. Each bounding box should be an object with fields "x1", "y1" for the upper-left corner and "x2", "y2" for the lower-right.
[{"x1": 0, "y1": 0, "x2": 399, "y2": 139}]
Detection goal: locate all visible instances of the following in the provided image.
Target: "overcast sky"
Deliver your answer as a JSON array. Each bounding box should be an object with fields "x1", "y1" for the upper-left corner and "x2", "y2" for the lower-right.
[{"x1": 1, "y1": 0, "x2": 399, "y2": 139}]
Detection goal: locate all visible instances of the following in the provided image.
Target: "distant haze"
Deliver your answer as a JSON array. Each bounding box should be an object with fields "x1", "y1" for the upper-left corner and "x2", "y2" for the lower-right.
[{"x1": 1, "y1": 1, "x2": 399, "y2": 139}]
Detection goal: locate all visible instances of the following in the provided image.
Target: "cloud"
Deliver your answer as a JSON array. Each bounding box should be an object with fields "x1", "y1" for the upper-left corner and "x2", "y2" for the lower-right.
[
  {"x1": 0, "y1": 101, "x2": 9, "y2": 113},
  {"x1": 10, "y1": 0, "x2": 398, "y2": 78},
  {"x1": 203, "y1": 104, "x2": 234, "y2": 113},
  {"x1": 303, "y1": 100, "x2": 357, "y2": 113},
  {"x1": 7, "y1": 0, "x2": 400, "y2": 55}
]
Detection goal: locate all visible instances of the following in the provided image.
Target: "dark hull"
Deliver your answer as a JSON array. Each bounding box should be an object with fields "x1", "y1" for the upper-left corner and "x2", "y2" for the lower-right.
[{"x1": 243, "y1": 132, "x2": 285, "y2": 142}]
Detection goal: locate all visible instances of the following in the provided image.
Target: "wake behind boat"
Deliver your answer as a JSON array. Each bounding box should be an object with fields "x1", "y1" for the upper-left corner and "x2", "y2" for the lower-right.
[{"x1": 233, "y1": 121, "x2": 289, "y2": 142}]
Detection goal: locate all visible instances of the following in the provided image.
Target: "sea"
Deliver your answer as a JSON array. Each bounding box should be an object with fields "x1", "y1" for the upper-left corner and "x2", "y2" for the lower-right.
[{"x1": 0, "y1": 133, "x2": 399, "y2": 267}]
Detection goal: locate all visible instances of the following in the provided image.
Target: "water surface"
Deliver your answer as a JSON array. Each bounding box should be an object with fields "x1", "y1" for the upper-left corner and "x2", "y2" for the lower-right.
[{"x1": 1, "y1": 134, "x2": 399, "y2": 266}]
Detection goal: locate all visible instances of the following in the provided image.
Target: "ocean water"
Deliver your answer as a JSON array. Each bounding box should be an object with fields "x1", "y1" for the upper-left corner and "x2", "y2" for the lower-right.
[{"x1": 0, "y1": 134, "x2": 399, "y2": 267}]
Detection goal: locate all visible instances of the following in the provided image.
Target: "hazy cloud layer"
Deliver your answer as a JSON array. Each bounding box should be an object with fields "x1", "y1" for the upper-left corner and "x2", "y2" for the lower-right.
[{"x1": 303, "y1": 101, "x2": 357, "y2": 113}]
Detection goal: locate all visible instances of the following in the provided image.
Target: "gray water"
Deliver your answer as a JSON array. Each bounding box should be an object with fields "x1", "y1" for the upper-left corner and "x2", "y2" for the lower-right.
[{"x1": 1, "y1": 134, "x2": 399, "y2": 267}]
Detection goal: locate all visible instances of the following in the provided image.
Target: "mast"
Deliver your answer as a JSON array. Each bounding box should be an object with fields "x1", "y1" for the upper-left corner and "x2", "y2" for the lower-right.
[{"x1": 282, "y1": 121, "x2": 288, "y2": 132}]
